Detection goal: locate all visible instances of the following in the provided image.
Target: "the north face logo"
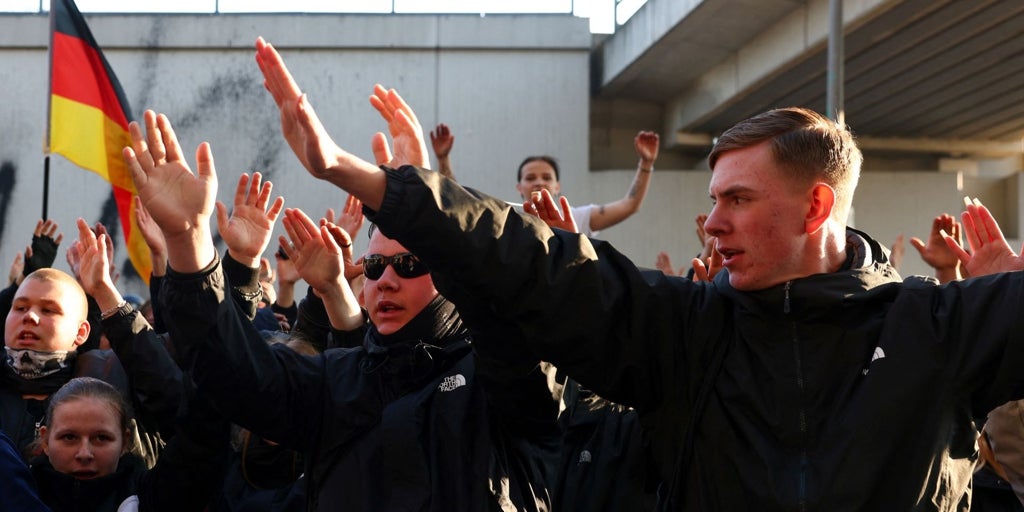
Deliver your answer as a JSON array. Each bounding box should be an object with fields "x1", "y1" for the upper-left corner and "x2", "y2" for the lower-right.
[
  {"x1": 438, "y1": 374, "x2": 466, "y2": 392},
  {"x1": 862, "y1": 347, "x2": 886, "y2": 375},
  {"x1": 577, "y1": 450, "x2": 592, "y2": 465}
]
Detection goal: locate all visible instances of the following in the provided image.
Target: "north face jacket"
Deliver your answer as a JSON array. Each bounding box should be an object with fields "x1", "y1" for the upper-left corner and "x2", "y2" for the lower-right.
[
  {"x1": 368, "y1": 165, "x2": 1024, "y2": 511},
  {"x1": 161, "y1": 255, "x2": 561, "y2": 512}
]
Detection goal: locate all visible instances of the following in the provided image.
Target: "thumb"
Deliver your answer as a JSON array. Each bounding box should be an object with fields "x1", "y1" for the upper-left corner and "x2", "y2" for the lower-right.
[
  {"x1": 214, "y1": 202, "x2": 229, "y2": 237},
  {"x1": 909, "y1": 237, "x2": 926, "y2": 255},
  {"x1": 371, "y1": 132, "x2": 392, "y2": 166},
  {"x1": 124, "y1": 147, "x2": 148, "y2": 189},
  {"x1": 195, "y1": 142, "x2": 218, "y2": 182}
]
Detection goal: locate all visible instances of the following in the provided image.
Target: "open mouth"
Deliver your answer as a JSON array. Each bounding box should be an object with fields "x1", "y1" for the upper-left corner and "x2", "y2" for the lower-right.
[{"x1": 377, "y1": 302, "x2": 402, "y2": 313}]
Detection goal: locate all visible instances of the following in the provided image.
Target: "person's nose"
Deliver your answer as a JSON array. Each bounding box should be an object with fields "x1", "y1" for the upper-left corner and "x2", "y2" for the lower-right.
[
  {"x1": 375, "y1": 264, "x2": 400, "y2": 290},
  {"x1": 22, "y1": 309, "x2": 40, "y2": 325},
  {"x1": 75, "y1": 441, "x2": 94, "y2": 462},
  {"x1": 704, "y1": 206, "x2": 726, "y2": 238}
]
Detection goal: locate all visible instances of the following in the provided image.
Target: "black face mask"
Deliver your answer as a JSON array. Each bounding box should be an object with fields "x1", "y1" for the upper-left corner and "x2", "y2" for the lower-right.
[{"x1": 240, "y1": 430, "x2": 303, "y2": 489}]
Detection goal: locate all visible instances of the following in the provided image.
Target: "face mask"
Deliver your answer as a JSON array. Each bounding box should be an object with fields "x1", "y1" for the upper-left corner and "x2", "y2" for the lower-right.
[{"x1": 5, "y1": 347, "x2": 73, "y2": 380}]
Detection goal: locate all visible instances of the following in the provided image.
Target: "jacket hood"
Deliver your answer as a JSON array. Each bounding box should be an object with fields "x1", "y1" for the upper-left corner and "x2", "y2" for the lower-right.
[{"x1": 715, "y1": 228, "x2": 904, "y2": 318}]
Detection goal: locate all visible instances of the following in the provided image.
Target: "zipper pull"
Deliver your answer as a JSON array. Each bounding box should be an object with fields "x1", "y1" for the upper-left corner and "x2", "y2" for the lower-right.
[{"x1": 784, "y1": 281, "x2": 792, "y2": 314}]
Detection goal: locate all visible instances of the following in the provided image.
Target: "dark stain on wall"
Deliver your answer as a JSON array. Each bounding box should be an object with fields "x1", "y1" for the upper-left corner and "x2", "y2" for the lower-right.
[
  {"x1": 0, "y1": 161, "x2": 16, "y2": 246},
  {"x1": 175, "y1": 74, "x2": 262, "y2": 131}
]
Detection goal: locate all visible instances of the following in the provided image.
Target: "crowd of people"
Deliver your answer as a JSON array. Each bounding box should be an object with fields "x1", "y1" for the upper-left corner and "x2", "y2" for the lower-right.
[{"x1": 2, "y1": 35, "x2": 1024, "y2": 511}]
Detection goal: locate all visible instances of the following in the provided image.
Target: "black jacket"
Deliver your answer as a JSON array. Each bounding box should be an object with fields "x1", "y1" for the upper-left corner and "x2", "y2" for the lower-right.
[
  {"x1": 161, "y1": 255, "x2": 561, "y2": 512},
  {"x1": 368, "y1": 165, "x2": 1024, "y2": 511}
]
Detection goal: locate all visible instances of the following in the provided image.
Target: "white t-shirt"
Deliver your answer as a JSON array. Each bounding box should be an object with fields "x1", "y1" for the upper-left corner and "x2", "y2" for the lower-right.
[{"x1": 571, "y1": 204, "x2": 599, "y2": 238}]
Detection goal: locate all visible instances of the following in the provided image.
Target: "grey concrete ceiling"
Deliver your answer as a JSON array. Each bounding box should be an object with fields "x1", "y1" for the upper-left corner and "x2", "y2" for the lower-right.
[{"x1": 596, "y1": 0, "x2": 1024, "y2": 156}]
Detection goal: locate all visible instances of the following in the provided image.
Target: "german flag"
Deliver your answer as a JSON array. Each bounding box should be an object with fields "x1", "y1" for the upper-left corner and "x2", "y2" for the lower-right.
[{"x1": 48, "y1": 0, "x2": 151, "y2": 283}]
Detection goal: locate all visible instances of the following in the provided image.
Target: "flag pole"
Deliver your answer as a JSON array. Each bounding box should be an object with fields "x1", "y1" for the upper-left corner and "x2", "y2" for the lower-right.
[
  {"x1": 43, "y1": 2, "x2": 56, "y2": 220},
  {"x1": 42, "y1": 156, "x2": 50, "y2": 220}
]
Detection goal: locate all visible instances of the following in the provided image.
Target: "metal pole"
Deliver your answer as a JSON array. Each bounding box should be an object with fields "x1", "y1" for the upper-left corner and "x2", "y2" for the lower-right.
[
  {"x1": 826, "y1": 0, "x2": 844, "y2": 125},
  {"x1": 42, "y1": 156, "x2": 50, "y2": 220}
]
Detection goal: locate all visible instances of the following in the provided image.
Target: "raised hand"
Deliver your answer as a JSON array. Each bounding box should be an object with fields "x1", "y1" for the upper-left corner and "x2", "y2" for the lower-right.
[
  {"x1": 691, "y1": 237, "x2": 722, "y2": 283},
  {"x1": 326, "y1": 194, "x2": 365, "y2": 241},
  {"x1": 656, "y1": 252, "x2": 684, "y2": 277},
  {"x1": 73, "y1": 218, "x2": 123, "y2": 312},
  {"x1": 215, "y1": 172, "x2": 285, "y2": 268},
  {"x1": 255, "y1": 37, "x2": 346, "y2": 179},
  {"x1": 368, "y1": 84, "x2": 429, "y2": 169},
  {"x1": 523, "y1": 189, "x2": 578, "y2": 233},
  {"x1": 910, "y1": 214, "x2": 961, "y2": 280},
  {"x1": 634, "y1": 131, "x2": 659, "y2": 167},
  {"x1": 7, "y1": 251, "x2": 23, "y2": 286},
  {"x1": 280, "y1": 208, "x2": 345, "y2": 293},
  {"x1": 944, "y1": 198, "x2": 1024, "y2": 277},
  {"x1": 93, "y1": 222, "x2": 120, "y2": 285},
  {"x1": 24, "y1": 219, "x2": 63, "y2": 275},
  {"x1": 274, "y1": 248, "x2": 300, "y2": 286},
  {"x1": 889, "y1": 234, "x2": 905, "y2": 270},
  {"x1": 694, "y1": 214, "x2": 708, "y2": 246},
  {"x1": 430, "y1": 123, "x2": 454, "y2": 159},
  {"x1": 255, "y1": 37, "x2": 387, "y2": 210},
  {"x1": 124, "y1": 110, "x2": 218, "y2": 273}
]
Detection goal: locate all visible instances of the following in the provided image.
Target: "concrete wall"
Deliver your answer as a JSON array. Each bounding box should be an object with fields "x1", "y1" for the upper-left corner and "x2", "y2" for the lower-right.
[{"x1": 0, "y1": 12, "x2": 591, "y2": 296}]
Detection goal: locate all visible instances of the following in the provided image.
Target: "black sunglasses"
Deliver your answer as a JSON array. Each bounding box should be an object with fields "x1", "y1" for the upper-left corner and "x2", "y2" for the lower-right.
[{"x1": 362, "y1": 252, "x2": 430, "y2": 280}]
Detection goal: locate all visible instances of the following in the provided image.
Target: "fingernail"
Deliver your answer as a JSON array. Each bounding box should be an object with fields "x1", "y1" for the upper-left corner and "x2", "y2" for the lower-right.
[
  {"x1": 963, "y1": 196, "x2": 972, "y2": 208},
  {"x1": 939, "y1": 229, "x2": 950, "y2": 238}
]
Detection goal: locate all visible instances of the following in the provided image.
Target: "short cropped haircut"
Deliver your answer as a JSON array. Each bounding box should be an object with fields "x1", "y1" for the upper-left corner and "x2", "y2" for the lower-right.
[
  {"x1": 709, "y1": 107, "x2": 862, "y2": 220},
  {"x1": 516, "y1": 156, "x2": 560, "y2": 182},
  {"x1": 22, "y1": 268, "x2": 89, "y2": 322}
]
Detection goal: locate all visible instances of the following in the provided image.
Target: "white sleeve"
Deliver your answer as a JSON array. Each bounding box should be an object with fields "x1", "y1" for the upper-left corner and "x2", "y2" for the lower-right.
[{"x1": 570, "y1": 204, "x2": 598, "y2": 238}]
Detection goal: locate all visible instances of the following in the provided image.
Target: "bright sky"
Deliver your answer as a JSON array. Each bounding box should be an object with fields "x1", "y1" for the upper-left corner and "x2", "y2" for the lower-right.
[{"x1": 5, "y1": 0, "x2": 648, "y2": 33}]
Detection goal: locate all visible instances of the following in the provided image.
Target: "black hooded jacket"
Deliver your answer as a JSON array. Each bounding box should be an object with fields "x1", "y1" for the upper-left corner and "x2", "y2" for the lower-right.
[
  {"x1": 161, "y1": 255, "x2": 561, "y2": 511},
  {"x1": 367, "y1": 165, "x2": 1024, "y2": 511}
]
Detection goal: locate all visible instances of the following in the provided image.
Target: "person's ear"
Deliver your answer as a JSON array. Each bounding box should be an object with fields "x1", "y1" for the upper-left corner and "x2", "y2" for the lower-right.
[
  {"x1": 551, "y1": 181, "x2": 561, "y2": 196},
  {"x1": 515, "y1": 182, "x2": 526, "y2": 200},
  {"x1": 39, "y1": 426, "x2": 49, "y2": 455},
  {"x1": 805, "y1": 183, "x2": 835, "y2": 234},
  {"x1": 357, "y1": 284, "x2": 366, "y2": 309},
  {"x1": 73, "y1": 320, "x2": 90, "y2": 348}
]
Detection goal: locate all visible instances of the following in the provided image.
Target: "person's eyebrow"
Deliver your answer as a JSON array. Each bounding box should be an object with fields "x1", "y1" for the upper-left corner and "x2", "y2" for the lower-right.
[{"x1": 710, "y1": 184, "x2": 757, "y2": 200}]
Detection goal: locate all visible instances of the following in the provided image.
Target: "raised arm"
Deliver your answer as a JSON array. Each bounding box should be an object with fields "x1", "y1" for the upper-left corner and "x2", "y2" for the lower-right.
[
  {"x1": 74, "y1": 217, "x2": 184, "y2": 439},
  {"x1": 280, "y1": 208, "x2": 363, "y2": 332},
  {"x1": 910, "y1": 214, "x2": 962, "y2": 283},
  {"x1": 523, "y1": 189, "x2": 578, "y2": 233},
  {"x1": 124, "y1": 110, "x2": 217, "y2": 274},
  {"x1": 255, "y1": 37, "x2": 388, "y2": 209},
  {"x1": 429, "y1": 123, "x2": 455, "y2": 180},
  {"x1": 943, "y1": 197, "x2": 1024, "y2": 277},
  {"x1": 586, "y1": 131, "x2": 659, "y2": 232}
]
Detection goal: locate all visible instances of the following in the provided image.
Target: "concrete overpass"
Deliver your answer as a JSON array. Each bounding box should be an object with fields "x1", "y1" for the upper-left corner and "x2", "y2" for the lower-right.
[
  {"x1": 589, "y1": 0, "x2": 1024, "y2": 277},
  {"x1": 596, "y1": 0, "x2": 1024, "y2": 157}
]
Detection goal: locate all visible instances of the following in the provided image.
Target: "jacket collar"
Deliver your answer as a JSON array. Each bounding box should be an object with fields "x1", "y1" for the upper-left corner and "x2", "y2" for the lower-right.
[{"x1": 714, "y1": 228, "x2": 903, "y2": 318}]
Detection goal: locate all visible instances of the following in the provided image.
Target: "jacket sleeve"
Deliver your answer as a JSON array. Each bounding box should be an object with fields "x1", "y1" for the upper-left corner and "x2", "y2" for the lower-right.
[
  {"x1": 222, "y1": 252, "x2": 263, "y2": 322},
  {"x1": 0, "y1": 431, "x2": 51, "y2": 512},
  {"x1": 148, "y1": 273, "x2": 167, "y2": 334},
  {"x1": 104, "y1": 305, "x2": 185, "y2": 440},
  {"x1": 137, "y1": 387, "x2": 229, "y2": 512},
  {"x1": 367, "y1": 166, "x2": 711, "y2": 412},
  {"x1": 443, "y1": 280, "x2": 562, "y2": 439},
  {"x1": 908, "y1": 274, "x2": 1024, "y2": 415},
  {"x1": 161, "y1": 256, "x2": 402, "y2": 453}
]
